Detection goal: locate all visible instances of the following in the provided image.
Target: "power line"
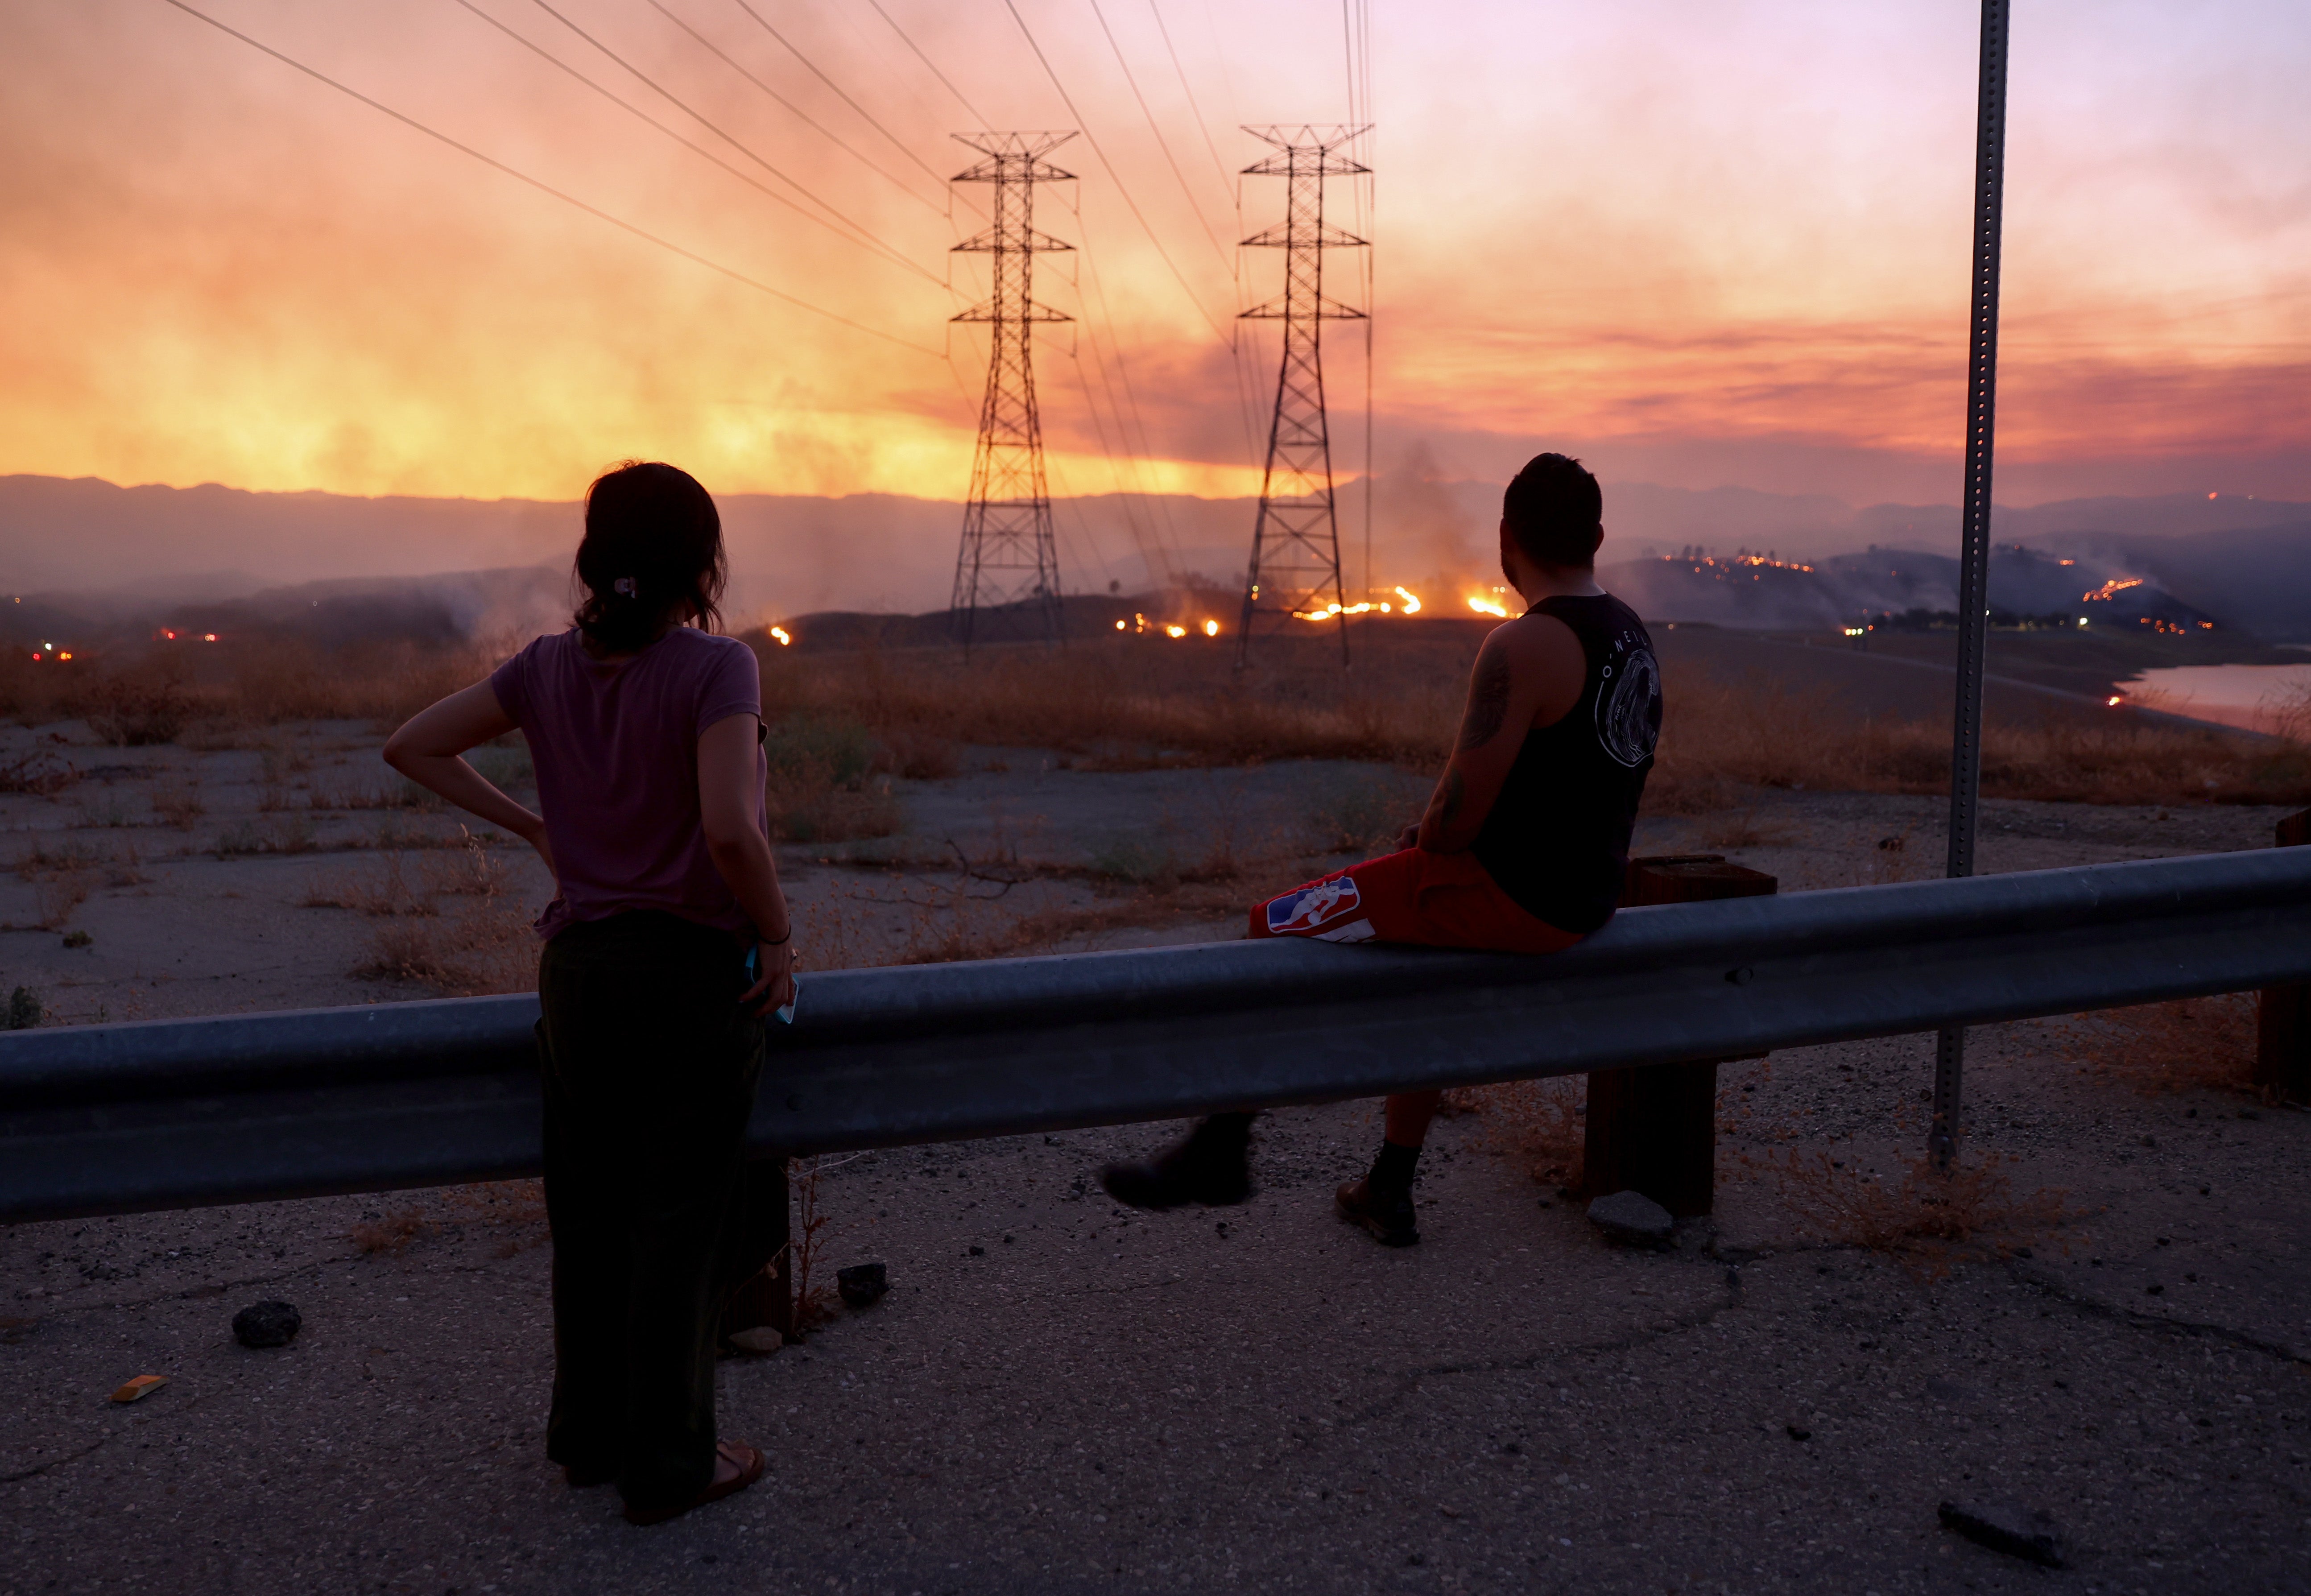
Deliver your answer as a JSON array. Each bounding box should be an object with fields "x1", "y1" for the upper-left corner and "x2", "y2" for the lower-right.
[
  {"x1": 447, "y1": 0, "x2": 935, "y2": 283},
  {"x1": 641, "y1": 0, "x2": 943, "y2": 210},
  {"x1": 1085, "y1": 0, "x2": 1232, "y2": 269},
  {"x1": 1003, "y1": 0, "x2": 1233, "y2": 345},
  {"x1": 521, "y1": 0, "x2": 931, "y2": 283},
  {"x1": 1146, "y1": 0, "x2": 1236, "y2": 195},
  {"x1": 866, "y1": 0, "x2": 989, "y2": 124},
  {"x1": 157, "y1": 0, "x2": 941, "y2": 356},
  {"x1": 723, "y1": 0, "x2": 960, "y2": 197}
]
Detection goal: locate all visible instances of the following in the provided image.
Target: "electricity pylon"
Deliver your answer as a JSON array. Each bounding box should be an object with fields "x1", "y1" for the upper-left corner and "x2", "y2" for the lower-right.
[
  {"x1": 1236, "y1": 124, "x2": 1368, "y2": 666},
  {"x1": 950, "y1": 132, "x2": 1075, "y2": 651}
]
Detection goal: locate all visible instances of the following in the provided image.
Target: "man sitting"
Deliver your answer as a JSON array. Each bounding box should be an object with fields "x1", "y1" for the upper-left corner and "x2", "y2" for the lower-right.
[{"x1": 1100, "y1": 452, "x2": 1662, "y2": 1245}]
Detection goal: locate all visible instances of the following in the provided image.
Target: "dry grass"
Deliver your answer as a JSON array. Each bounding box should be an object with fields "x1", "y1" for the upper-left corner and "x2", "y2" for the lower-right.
[
  {"x1": 756, "y1": 633, "x2": 2308, "y2": 810},
  {"x1": 348, "y1": 1179, "x2": 546, "y2": 1259},
  {"x1": 32, "y1": 870, "x2": 91, "y2": 930},
  {"x1": 2049, "y1": 995, "x2": 2260, "y2": 1096},
  {"x1": 783, "y1": 1156, "x2": 839, "y2": 1336},
  {"x1": 1647, "y1": 672, "x2": 2310, "y2": 811},
  {"x1": 1443, "y1": 1076, "x2": 1586, "y2": 1189},
  {"x1": 1740, "y1": 1148, "x2": 2073, "y2": 1265},
  {"x1": 0, "y1": 748, "x2": 79, "y2": 795},
  {"x1": 349, "y1": 1210, "x2": 425, "y2": 1255},
  {"x1": 149, "y1": 777, "x2": 204, "y2": 829},
  {"x1": 350, "y1": 833, "x2": 537, "y2": 995}
]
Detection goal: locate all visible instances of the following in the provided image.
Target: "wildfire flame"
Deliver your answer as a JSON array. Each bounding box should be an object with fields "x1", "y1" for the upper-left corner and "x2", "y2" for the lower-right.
[
  {"x1": 1164, "y1": 624, "x2": 1188, "y2": 638},
  {"x1": 769, "y1": 626, "x2": 792, "y2": 646},
  {"x1": 2081, "y1": 578, "x2": 2144, "y2": 603},
  {"x1": 1467, "y1": 594, "x2": 1509, "y2": 619},
  {"x1": 1393, "y1": 586, "x2": 1422, "y2": 614},
  {"x1": 1202, "y1": 619, "x2": 1220, "y2": 637}
]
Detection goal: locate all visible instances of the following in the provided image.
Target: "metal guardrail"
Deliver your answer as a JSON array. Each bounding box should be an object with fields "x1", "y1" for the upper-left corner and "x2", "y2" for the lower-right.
[{"x1": 4, "y1": 848, "x2": 2309, "y2": 1225}]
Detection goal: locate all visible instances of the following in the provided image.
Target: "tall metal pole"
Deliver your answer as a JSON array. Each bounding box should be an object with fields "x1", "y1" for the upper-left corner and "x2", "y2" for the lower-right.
[
  {"x1": 950, "y1": 133, "x2": 1076, "y2": 653},
  {"x1": 1235, "y1": 124, "x2": 1368, "y2": 668},
  {"x1": 1932, "y1": 0, "x2": 2009, "y2": 1170}
]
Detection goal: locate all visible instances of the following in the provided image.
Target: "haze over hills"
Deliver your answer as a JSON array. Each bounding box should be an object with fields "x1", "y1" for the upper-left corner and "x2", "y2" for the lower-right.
[{"x1": 1, "y1": 473, "x2": 2306, "y2": 643}]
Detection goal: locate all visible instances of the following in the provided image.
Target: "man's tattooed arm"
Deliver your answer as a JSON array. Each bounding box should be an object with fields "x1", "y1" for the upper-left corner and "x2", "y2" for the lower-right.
[
  {"x1": 1414, "y1": 766, "x2": 1465, "y2": 849},
  {"x1": 1458, "y1": 642, "x2": 1513, "y2": 753}
]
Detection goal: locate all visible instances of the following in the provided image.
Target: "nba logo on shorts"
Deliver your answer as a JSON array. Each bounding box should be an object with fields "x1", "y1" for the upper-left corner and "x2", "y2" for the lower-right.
[{"x1": 1267, "y1": 876, "x2": 1361, "y2": 934}]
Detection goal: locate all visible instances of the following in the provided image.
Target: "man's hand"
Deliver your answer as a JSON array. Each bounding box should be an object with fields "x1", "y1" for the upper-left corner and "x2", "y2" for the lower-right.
[{"x1": 1394, "y1": 821, "x2": 1421, "y2": 852}]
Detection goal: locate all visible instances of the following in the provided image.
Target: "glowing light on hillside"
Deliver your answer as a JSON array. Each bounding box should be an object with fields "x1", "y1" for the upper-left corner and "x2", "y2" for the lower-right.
[
  {"x1": 2108, "y1": 695, "x2": 2123, "y2": 707},
  {"x1": 202, "y1": 633, "x2": 218, "y2": 642},
  {"x1": 769, "y1": 626, "x2": 791, "y2": 646},
  {"x1": 1114, "y1": 619, "x2": 1126, "y2": 631},
  {"x1": 1467, "y1": 595, "x2": 1509, "y2": 619},
  {"x1": 2081, "y1": 578, "x2": 2144, "y2": 603},
  {"x1": 1202, "y1": 620, "x2": 1220, "y2": 637},
  {"x1": 1393, "y1": 587, "x2": 1422, "y2": 614},
  {"x1": 1843, "y1": 626, "x2": 1866, "y2": 637},
  {"x1": 1164, "y1": 624, "x2": 1188, "y2": 638}
]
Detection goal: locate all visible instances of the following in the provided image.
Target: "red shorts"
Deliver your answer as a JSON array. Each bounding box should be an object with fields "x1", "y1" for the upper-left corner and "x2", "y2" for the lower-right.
[{"x1": 1247, "y1": 848, "x2": 1582, "y2": 956}]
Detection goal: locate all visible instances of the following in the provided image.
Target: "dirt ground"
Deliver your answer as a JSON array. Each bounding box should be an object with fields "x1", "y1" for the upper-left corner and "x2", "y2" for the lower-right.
[{"x1": 1, "y1": 715, "x2": 2307, "y2": 1594}]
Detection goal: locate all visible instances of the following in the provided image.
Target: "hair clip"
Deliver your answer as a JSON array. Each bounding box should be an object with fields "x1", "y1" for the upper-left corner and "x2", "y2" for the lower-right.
[{"x1": 613, "y1": 577, "x2": 637, "y2": 597}]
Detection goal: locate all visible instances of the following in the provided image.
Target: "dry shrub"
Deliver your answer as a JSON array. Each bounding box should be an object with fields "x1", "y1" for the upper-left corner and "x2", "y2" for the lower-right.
[
  {"x1": 149, "y1": 777, "x2": 204, "y2": 829},
  {"x1": 74, "y1": 673, "x2": 193, "y2": 746},
  {"x1": 1745, "y1": 1148, "x2": 2071, "y2": 1263},
  {"x1": 13, "y1": 839, "x2": 105, "y2": 879},
  {"x1": 350, "y1": 1210, "x2": 425, "y2": 1255},
  {"x1": 304, "y1": 852, "x2": 439, "y2": 916},
  {"x1": 33, "y1": 870, "x2": 91, "y2": 930},
  {"x1": 211, "y1": 815, "x2": 318, "y2": 857},
  {"x1": 2050, "y1": 995, "x2": 2258, "y2": 1096},
  {"x1": 761, "y1": 715, "x2": 903, "y2": 842},
  {"x1": 354, "y1": 834, "x2": 536, "y2": 995},
  {"x1": 0, "y1": 748, "x2": 79, "y2": 795},
  {"x1": 784, "y1": 1156, "x2": 838, "y2": 1336},
  {"x1": 1444, "y1": 1076, "x2": 1585, "y2": 1188}
]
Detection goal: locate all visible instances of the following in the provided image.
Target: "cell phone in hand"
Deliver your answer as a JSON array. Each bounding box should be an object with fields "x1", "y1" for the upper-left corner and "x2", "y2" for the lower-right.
[{"x1": 744, "y1": 945, "x2": 798, "y2": 1026}]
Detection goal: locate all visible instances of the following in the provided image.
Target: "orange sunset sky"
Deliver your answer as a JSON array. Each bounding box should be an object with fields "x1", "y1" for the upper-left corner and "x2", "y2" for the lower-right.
[{"x1": 5, "y1": 0, "x2": 2309, "y2": 509}]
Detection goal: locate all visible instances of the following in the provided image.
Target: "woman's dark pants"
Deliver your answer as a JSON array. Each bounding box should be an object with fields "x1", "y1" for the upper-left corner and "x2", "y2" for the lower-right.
[{"x1": 535, "y1": 911, "x2": 765, "y2": 1513}]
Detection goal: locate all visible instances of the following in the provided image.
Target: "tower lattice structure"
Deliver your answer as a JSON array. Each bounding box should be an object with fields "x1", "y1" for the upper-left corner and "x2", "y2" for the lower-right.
[
  {"x1": 1235, "y1": 125, "x2": 1369, "y2": 665},
  {"x1": 949, "y1": 132, "x2": 1076, "y2": 649}
]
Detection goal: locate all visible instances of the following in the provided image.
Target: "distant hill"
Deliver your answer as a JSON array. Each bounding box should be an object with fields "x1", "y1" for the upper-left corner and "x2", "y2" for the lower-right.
[
  {"x1": 4, "y1": 473, "x2": 2305, "y2": 640},
  {"x1": 1603, "y1": 541, "x2": 2268, "y2": 638}
]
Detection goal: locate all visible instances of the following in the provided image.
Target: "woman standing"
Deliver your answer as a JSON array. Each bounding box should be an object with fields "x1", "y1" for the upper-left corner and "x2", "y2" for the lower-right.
[{"x1": 385, "y1": 461, "x2": 793, "y2": 1526}]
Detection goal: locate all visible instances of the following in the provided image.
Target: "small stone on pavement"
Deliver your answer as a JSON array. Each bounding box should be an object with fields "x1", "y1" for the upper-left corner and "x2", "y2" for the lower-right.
[
  {"x1": 837, "y1": 1262, "x2": 889, "y2": 1308},
  {"x1": 1937, "y1": 1500, "x2": 2067, "y2": 1567},
  {"x1": 231, "y1": 1300, "x2": 301, "y2": 1349},
  {"x1": 1586, "y1": 1190, "x2": 1674, "y2": 1246}
]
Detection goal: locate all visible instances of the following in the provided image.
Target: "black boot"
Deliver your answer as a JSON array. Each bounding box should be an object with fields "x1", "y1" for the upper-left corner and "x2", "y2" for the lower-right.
[
  {"x1": 1099, "y1": 1112, "x2": 1255, "y2": 1210},
  {"x1": 1335, "y1": 1139, "x2": 1420, "y2": 1246}
]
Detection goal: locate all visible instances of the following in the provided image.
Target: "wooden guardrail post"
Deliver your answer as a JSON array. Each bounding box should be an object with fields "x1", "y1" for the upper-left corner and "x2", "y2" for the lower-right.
[
  {"x1": 1581, "y1": 855, "x2": 1778, "y2": 1216},
  {"x1": 2256, "y1": 810, "x2": 2311, "y2": 1106},
  {"x1": 719, "y1": 1154, "x2": 795, "y2": 1348}
]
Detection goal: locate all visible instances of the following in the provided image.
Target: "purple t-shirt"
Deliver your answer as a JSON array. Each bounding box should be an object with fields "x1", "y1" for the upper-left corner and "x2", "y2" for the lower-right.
[{"x1": 489, "y1": 627, "x2": 767, "y2": 941}]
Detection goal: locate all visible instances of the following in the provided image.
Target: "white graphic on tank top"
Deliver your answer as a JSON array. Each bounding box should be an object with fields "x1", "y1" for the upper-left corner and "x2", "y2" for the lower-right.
[{"x1": 1595, "y1": 645, "x2": 1661, "y2": 768}]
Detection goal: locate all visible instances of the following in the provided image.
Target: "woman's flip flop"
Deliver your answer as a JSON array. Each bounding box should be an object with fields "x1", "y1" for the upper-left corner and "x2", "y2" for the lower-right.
[{"x1": 622, "y1": 1440, "x2": 765, "y2": 1526}]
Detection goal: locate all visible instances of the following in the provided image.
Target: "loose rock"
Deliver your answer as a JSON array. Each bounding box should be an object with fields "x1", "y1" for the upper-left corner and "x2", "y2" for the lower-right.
[
  {"x1": 1937, "y1": 1500, "x2": 2067, "y2": 1567},
  {"x1": 232, "y1": 1300, "x2": 301, "y2": 1349},
  {"x1": 837, "y1": 1262, "x2": 889, "y2": 1308},
  {"x1": 1586, "y1": 1190, "x2": 1674, "y2": 1247}
]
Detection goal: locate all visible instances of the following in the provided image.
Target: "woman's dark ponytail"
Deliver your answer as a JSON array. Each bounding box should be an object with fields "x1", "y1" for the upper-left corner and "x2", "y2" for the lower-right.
[{"x1": 572, "y1": 461, "x2": 727, "y2": 653}]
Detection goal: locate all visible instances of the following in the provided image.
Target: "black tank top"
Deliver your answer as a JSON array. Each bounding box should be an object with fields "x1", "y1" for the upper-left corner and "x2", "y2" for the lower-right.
[{"x1": 1469, "y1": 592, "x2": 1661, "y2": 934}]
